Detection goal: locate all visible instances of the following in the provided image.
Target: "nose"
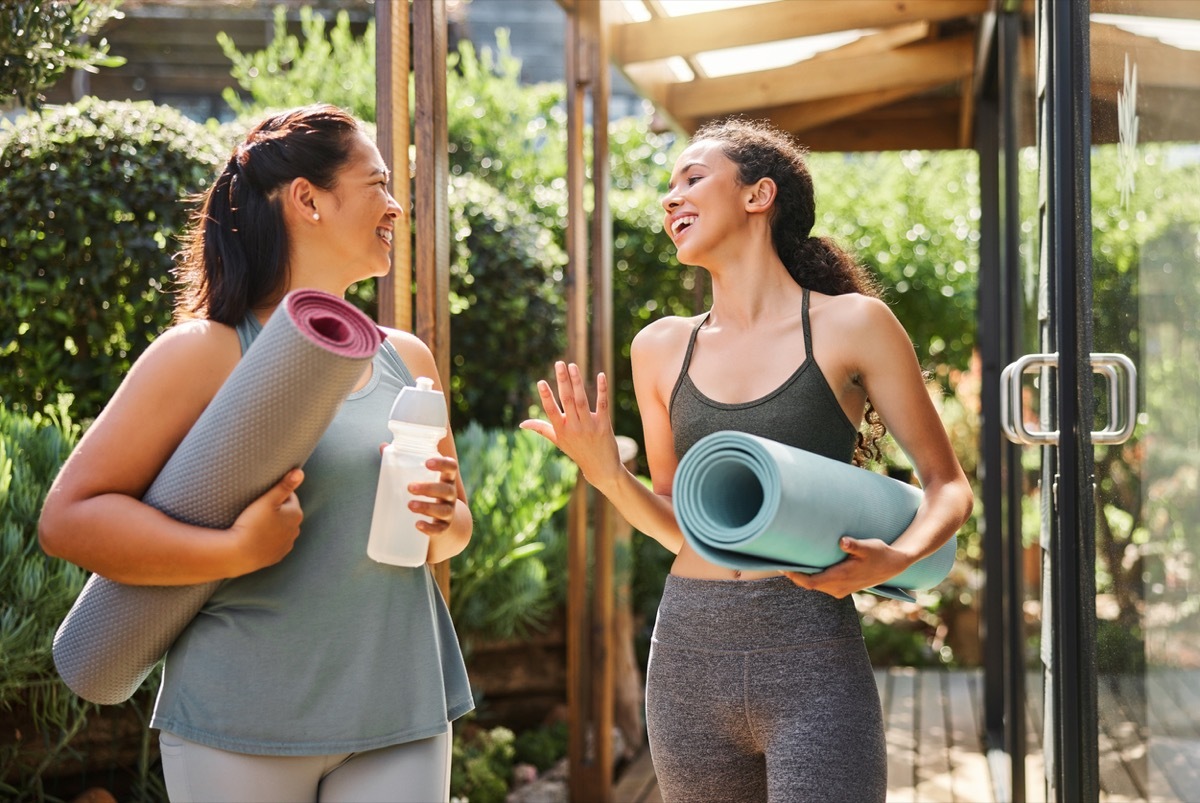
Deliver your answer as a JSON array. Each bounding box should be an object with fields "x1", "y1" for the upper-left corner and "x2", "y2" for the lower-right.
[
  {"x1": 386, "y1": 192, "x2": 405, "y2": 218},
  {"x1": 661, "y1": 188, "x2": 681, "y2": 212}
]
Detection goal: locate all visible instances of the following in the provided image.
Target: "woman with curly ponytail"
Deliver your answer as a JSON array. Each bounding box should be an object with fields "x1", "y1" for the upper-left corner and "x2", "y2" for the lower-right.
[{"x1": 524, "y1": 117, "x2": 972, "y2": 801}]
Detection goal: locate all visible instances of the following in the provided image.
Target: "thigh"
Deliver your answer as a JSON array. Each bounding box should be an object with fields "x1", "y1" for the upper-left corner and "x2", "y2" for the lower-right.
[
  {"x1": 646, "y1": 641, "x2": 767, "y2": 803},
  {"x1": 319, "y1": 730, "x2": 452, "y2": 803},
  {"x1": 750, "y1": 636, "x2": 887, "y2": 803},
  {"x1": 159, "y1": 731, "x2": 333, "y2": 803}
]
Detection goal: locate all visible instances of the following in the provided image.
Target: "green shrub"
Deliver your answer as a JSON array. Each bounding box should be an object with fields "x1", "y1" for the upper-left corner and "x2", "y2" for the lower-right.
[
  {"x1": 450, "y1": 723, "x2": 516, "y2": 803},
  {"x1": 0, "y1": 401, "x2": 88, "y2": 797},
  {"x1": 513, "y1": 720, "x2": 568, "y2": 772},
  {"x1": 0, "y1": 97, "x2": 224, "y2": 420},
  {"x1": 450, "y1": 423, "x2": 577, "y2": 649},
  {"x1": 447, "y1": 174, "x2": 567, "y2": 429}
]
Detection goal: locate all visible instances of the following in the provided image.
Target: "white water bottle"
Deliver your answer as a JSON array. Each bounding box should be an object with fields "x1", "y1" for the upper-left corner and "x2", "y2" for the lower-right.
[{"x1": 367, "y1": 376, "x2": 447, "y2": 566}]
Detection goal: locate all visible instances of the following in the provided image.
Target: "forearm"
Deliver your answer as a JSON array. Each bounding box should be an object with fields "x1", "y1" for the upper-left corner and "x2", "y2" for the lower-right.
[
  {"x1": 427, "y1": 499, "x2": 473, "y2": 564},
  {"x1": 39, "y1": 493, "x2": 245, "y2": 586},
  {"x1": 592, "y1": 468, "x2": 684, "y2": 554},
  {"x1": 890, "y1": 477, "x2": 975, "y2": 564}
]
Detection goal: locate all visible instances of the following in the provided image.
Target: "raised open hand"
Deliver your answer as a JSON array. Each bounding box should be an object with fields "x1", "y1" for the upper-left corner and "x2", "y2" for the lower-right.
[{"x1": 520, "y1": 361, "x2": 622, "y2": 490}]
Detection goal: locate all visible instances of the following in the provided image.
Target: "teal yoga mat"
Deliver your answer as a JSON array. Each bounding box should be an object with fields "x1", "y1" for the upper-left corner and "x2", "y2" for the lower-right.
[
  {"x1": 52, "y1": 289, "x2": 383, "y2": 705},
  {"x1": 672, "y1": 431, "x2": 957, "y2": 602}
]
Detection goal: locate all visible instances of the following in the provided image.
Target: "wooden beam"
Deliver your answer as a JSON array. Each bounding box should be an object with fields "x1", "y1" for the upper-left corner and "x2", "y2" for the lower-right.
[
  {"x1": 749, "y1": 81, "x2": 948, "y2": 134},
  {"x1": 786, "y1": 96, "x2": 963, "y2": 151},
  {"x1": 375, "y1": 0, "x2": 412, "y2": 335},
  {"x1": 613, "y1": 0, "x2": 988, "y2": 64},
  {"x1": 1091, "y1": 0, "x2": 1200, "y2": 20},
  {"x1": 812, "y1": 20, "x2": 932, "y2": 60},
  {"x1": 1092, "y1": 40, "x2": 1200, "y2": 91},
  {"x1": 669, "y1": 34, "x2": 974, "y2": 120},
  {"x1": 959, "y1": 70, "x2": 975, "y2": 149},
  {"x1": 412, "y1": 0, "x2": 451, "y2": 598}
]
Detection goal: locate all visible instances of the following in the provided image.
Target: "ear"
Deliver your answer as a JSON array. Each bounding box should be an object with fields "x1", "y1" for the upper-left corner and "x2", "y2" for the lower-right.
[
  {"x1": 282, "y1": 176, "x2": 320, "y2": 223},
  {"x1": 745, "y1": 177, "x2": 777, "y2": 215}
]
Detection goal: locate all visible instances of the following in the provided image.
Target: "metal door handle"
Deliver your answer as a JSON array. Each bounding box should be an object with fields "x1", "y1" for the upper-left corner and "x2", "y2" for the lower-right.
[{"x1": 1000, "y1": 352, "x2": 1138, "y2": 445}]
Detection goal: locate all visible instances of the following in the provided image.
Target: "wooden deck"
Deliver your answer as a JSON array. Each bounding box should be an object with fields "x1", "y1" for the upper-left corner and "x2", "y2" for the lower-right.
[{"x1": 613, "y1": 667, "x2": 1200, "y2": 803}]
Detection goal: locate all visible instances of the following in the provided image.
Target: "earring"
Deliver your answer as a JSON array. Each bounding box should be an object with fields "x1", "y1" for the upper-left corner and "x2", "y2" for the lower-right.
[{"x1": 312, "y1": 212, "x2": 320, "y2": 221}]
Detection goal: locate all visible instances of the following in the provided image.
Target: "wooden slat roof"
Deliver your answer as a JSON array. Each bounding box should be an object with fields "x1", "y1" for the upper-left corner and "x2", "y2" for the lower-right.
[{"x1": 561, "y1": 0, "x2": 1200, "y2": 152}]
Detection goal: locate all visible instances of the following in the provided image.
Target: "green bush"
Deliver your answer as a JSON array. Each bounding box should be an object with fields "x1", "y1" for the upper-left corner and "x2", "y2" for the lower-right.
[
  {"x1": 450, "y1": 723, "x2": 516, "y2": 803},
  {"x1": 0, "y1": 97, "x2": 224, "y2": 420},
  {"x1": 0, "y1": 401, "x2": 88, "y2": 798},
  {"x1": 447, "y1": 174, "x2": 567, "y2": 429},
  {"x1": 450, "y1": 423, "x2": 577, "y2": 650},
  {"x1": 513, "y1": 720, "x2": 568, "y2": 772}
]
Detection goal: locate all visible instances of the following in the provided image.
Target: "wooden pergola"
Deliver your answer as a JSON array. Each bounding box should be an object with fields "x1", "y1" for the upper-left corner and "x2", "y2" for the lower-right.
[{"x1": 373, "y1": 2, "x2": 1200, "y2": 801}]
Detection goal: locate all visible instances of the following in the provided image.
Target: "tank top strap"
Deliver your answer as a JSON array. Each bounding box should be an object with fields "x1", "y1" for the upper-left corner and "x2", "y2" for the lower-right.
[
  {"x1": 800, "y1": 287, "x2": 813, "y2": 360},
  {"x1": 234, "y1": 313, "x2": 262, "y2": 357},
  {"x1": 668, "y1": 312, "x2": 711, "y2": 411},
  {"x1": 378, "y1": 338, "x2": 416, "y2": 387}
]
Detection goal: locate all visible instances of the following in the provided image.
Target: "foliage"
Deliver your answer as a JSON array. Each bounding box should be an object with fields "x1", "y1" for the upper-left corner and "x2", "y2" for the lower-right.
[
  {"x1": 810, "y1": 149, "x2": 980, "y2": 374},
  {"x1": 450, "y1": 722, "x2": 517, "y2": 803},
  {"x1": 0, "y1": 97, "x2": 224, "y2": 420},
  {"x1": 0, "y1": 402, "x2": 164, "y2": 801},
  {"x1": 513, "y1": 720, "x2": 568, "y2": 772},
  {"x1": 450, "y1": 423, "x2": 577, "y2": 649},
  {"x1": 0, "y1": 401, "x2": 87, "y2": 798},
  {"x1": 0, "y1": 0, "x2": 125, "y2": 112},
  {"x1": 218, "y1": 5, "x2": 375, "y2": 123},
  {"x1": 1087, "y1": 142, "x2": 1200, "y2": 630},
  {"x1": 446, "y1": 173, "x2": 567, "y2": 428}
]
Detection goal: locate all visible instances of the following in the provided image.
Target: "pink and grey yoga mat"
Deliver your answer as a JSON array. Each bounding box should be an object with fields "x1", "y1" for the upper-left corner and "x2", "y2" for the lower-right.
[{"x1": 52, "y1": 289, "x2": 383, "y2": 705}]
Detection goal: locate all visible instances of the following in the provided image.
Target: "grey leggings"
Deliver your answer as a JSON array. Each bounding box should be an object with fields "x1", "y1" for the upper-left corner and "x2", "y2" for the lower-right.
[
  {"x1": 645, "y1": 576, "x2": 886, "y2": 803},
  {"x1": 158, "y1": 729, "x2": 452, "y2": 803}
]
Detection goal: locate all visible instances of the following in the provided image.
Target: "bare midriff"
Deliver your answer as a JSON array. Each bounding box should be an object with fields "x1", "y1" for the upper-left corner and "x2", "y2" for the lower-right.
[{"x1": 669, "y1": 543, "x2": 779, "y2": 581}]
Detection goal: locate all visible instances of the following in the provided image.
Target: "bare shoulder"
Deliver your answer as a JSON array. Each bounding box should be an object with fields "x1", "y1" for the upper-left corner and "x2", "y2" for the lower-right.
[
  {"x1": 131, "y1": 318, "x2": 242, "y2": 385},
  {"x1": 380, "y1": 327, "x2": 440, "y2": 383},
  {"x1": 630, "y1": 314, "x2": 705, "y2": 363},
  {"x1": 814, "y1": 292, "x2": 907, "y2": 340}
]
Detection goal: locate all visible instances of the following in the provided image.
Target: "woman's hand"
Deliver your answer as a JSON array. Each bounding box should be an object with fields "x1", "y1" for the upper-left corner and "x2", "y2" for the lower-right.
[
  {"x1": 408, "y1": 455, "x2": 461, "y2": 535},
  {"x1": 226, "y1": 469, "x2": 305, "y2": 575},
  {"x1": 782, "y1": 537, "x2": 912, "y2": 599},
  {"x1": 519, "y1": 361, "x2": 623, "y2": 493}
]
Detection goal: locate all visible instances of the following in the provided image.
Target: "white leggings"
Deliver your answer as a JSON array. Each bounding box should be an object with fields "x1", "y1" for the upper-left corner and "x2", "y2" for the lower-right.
[{"x1": 158, "y1": 729, "x2": 452, "y2": 803}]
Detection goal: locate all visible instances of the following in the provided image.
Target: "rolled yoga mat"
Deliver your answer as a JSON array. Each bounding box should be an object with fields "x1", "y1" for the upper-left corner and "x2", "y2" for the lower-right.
[
  {"x1": 53, "y1": 289, "x2": 383, "y2": 704},
  {"x1": 672, "y1": 431, "x2": 957, "y2": 603}
]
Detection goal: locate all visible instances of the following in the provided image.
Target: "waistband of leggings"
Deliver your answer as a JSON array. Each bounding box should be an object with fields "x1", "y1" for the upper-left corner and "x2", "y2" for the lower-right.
[{"x1": 652, "y1": 574, "x2": 861, "y2": 649}]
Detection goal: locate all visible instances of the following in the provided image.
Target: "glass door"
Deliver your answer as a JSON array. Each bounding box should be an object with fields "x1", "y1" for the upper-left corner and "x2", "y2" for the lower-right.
[
  {"x1": 1088, "y1": 1, "x2": 1200, "y2": 801},
  {"x1": 1005, "y1": 1, "x2": 1200, "y2": 800}
]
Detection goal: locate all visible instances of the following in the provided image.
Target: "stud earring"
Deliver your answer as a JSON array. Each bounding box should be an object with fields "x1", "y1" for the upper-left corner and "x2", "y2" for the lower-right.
[{"x1": 312, "y1": 212, "x2": 320, "y2": 221}]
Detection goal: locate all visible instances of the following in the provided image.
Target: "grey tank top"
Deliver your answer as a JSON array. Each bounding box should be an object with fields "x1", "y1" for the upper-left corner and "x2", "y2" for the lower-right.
[
  {"x1": 670, "y1": 289, "x2": 858, "y2": 463},
  {"x1": 151, "y1": 313, "x2": 473, "y2": 756}
]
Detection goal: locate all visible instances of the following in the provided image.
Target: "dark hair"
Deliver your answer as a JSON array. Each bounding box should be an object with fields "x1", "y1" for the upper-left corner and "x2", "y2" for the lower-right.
[
  {"x1": 693, "y1": 117, "x2": 888, "y2": 465},
  {"x1": 174, "y1": 104, "x2": 363, "y2": 324}
]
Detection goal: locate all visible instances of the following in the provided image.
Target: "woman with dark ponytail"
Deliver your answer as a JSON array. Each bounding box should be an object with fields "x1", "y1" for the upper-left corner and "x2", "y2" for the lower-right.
[
  {"x1": 40, "y1": 105, "x2": 474, "y2": 801},
  {"x1": 523, "y1": 117, "x2": 972, "y2": 800}
]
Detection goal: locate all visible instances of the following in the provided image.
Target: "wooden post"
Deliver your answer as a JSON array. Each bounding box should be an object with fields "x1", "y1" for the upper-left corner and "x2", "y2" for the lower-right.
[
  {"x1": 411, "y1": 0, "x2": 452, "y2": 601},
  {"x1": 374, "y1": 0, "x2": 411, "y2": 334},
  {"x1": 566, "y1": 2, "x2": 616, "y2": 800}
]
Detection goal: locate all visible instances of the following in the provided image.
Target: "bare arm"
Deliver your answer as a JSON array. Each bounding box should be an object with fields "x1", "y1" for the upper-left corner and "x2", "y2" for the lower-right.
[
  {"x1": 787, "y1": 296, "x2": 974, "y2": 598},
  {"x1": 384, "y1": 330, "x2": 473, "y2": 564},
  {"x1": 520, "y1": 323, "x2": 685, "y2": 554},
  {"x1": 38, "y1": 321, "x2": 307, "y2": 585}
]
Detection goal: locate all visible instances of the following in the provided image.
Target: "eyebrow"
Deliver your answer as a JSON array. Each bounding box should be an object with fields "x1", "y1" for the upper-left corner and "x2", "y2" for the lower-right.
[
  {"x1": 668, "y1": 160, "x2": 706, "y2": 189},
  {"x1": 371, "y1": 167, "x2": 392, "y2": 182}
]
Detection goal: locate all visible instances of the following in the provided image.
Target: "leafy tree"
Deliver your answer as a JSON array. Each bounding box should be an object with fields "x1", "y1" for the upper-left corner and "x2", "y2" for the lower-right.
[
  {"x1": 217, "y1": 5, "x2": 375, "y2": 122},
  {"x1": 0, "y1": 0, "x2": 125, "y2": 112}
]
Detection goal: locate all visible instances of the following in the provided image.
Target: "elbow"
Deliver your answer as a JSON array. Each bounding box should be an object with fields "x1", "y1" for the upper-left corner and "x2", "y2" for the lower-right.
[
  {"x1": 955, "y1": 478, "x2": 975, "y2": 529},
  {"x1": 37, "y1": 500, "x2": 68, "y2": 559}
]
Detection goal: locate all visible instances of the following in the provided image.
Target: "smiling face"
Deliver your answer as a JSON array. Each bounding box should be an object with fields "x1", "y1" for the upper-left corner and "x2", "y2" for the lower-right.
[
  {"x1": 315, "y1": 131, "x2": 403, "y2": 283},
  {"x1": 661, "y1": 139, "x2": 748, "y2": 267}
]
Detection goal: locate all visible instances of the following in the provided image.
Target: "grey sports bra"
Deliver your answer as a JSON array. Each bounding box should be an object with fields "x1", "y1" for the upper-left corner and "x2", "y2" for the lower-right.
[{"x1": 669, "y1": 288, "x2": 858, "y2": 462}]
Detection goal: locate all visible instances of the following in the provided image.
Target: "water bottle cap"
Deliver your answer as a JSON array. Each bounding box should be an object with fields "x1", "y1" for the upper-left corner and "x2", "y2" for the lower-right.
[{"x1": 388, "y1": 376, "x2": 447, "y2": 427}]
